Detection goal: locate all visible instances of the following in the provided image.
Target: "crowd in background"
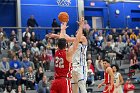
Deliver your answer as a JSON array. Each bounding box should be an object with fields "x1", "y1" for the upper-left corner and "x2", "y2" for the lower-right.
[{"x1": 0, "y1": 15, "x2": 139, "y2": 93}]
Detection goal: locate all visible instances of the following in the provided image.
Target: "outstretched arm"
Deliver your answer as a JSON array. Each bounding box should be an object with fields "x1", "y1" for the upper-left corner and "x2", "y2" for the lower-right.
[
  {"x1": 48, "y1": 33, "x2": 60, "y2": 38},
  {"x1": 59, "y1": 22, "x2": 67, "y2": 38},
  {"x1": 67, "y1": 17, "x2": 84, "y2": 61}
]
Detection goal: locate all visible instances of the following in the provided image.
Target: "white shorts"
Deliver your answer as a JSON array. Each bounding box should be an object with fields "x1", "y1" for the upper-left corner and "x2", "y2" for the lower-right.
[{"x1": 71, "y1": 66, "x2": 87, "y2": 83}]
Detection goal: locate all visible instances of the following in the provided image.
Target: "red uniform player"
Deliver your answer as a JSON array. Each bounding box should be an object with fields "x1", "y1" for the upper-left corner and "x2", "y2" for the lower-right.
[
  {"x1": 50, "y1": 17, "x2": 84, "y2": 93},
  {"x1": 98, "y1": 59, "x2": 114, "y2": 93}
]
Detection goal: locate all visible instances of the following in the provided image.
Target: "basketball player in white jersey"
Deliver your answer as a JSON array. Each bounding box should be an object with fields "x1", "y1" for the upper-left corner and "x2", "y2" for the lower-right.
[
  {"x1": 48, "y1": 22, "x2": 88, "y2": 93},
  {"x1": 71, "y1": 34, "x2": 88, "y2": 93},
  {"x1": 111, "y1": 64, "x2": 124, "y2": 93}
]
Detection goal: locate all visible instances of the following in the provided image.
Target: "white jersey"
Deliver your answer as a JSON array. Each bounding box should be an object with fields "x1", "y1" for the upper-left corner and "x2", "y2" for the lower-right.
[
  {"x1": 114, "y1": 72, "x2": 123, "y2": 93},
  {"x1": 71, "y1": 43, "x2": 88, "y2": 93},
  {"x1": 72, "y1": 43, "x2": 87, "y2": 81},
  {"x1": 72, "y1": 43, "x2": 87, "y2": 67}
]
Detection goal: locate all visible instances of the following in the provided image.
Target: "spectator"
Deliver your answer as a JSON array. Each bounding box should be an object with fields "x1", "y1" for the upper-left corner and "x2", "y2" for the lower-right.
[
  {"x1": 110, "y1": 28, "x2": 119, "y2": 42},
  {"x1": 12, "y1": 42, "x2": 22, "y2": 55},
  {"x1": 124, "y1": 78, "x2": 135, "y2": 93},
  {"x1": 137, "y1": 32, "x2": 140, "y2": 41},
  {"x1": 41, "y1": 51, "x2": 51, "y2": 71},
  {"x1": 1, "y1": 33, "x2": 8, "y2": 50},
  {"x1": 88, "y1": 31, "x2": 94, "y2": 46},
  {"x1": 130, "y1": 36, "x2": 137, "y2": 45},
  {"x1": 21, "y1": 56, "x2": 32, "y2": 72},
  {"x1": 110, "y1": 39, "x2": 115, "y2": 49},
  {"x1": 27, "y1": 15, "x2": 38, "y2": 27},
  {"x1": 98, "y1": 32, "x2": 103, "y2": 42},
  {"x1": 35, "y1": 67, "x2": 44, "y2": 84},
  {"x1": 31, "y1": 43, "x2": 40, "y2": 54},
  {"x1": 0, "y1": 57, "x2": 10, "y2": 79},
  {"x1": 51, "y1": 18, "x2": 60, "y2": 34},
  {"x1": 46, "y1": 38, "x2": 54, "y2": 49},
  {"x1": 16, "y1": 68, "x2": 27, "y2": 87},
  {"x1": 104, "y1": 42, "x2": 112, "y2": 53},
  {"x1": 10, "y1": 30, "x2": 17, "y2": 41},
  {"x1": 130, "y1": 32, "x2": 137, "y2": 40},
  {"x1": 16, "y1": 85, "x2": 25, "y2": 93},
  {"x1": 37, "y1": 40, "x2": 45, "y2": 50},
  {"x1": 46, "y1": 48, "x2": 53, "y2": 63},
  {"x1": 130, "y1": 55, "x2": 140, "y2": 71},
  {"x1": 42, "y1": 35, "x2": 48, "y2": 46},
  {"x1": 9, "y1": 56, "x2": 21, "y2": 71},
  {"x1": 127, "y1": 29, "x2": 133, "y2": 37},
  {"x1": 94, "y1": 37, "x2": 102, "y2": 48},
  {"x1": 22, "y1": 28, "x2": 31, "y2": 42},
  {"x1": 26, "y1": 38, "x2": 32, "y2": 49},
  {"x1": 108, "y1": 35, "x2": 113, "y2": 42},
  {"x1": 5, "y1": 68, "x2": 17, "y2": 89},
  {"x1": 0, "y1": 27, "x2": 7, "y2": 38},
  {"x1": 129, "y1": 49, "x2": 136, "y2": 60},
  {"x1": 38, "y1": 75, "x2": 50, "y2": 93},
  {"x1": 10, "y1": 38, "x2": 17, "y2": 50},
  {"x1": 25, "y1": 49, "x2": 33, "y2": 62},
  {"x1": 122, "y1": 31, "x2": 128, "y2": 42},
  {"x1": 101, "y1": 37, "x2": 107, "y2": 50},
  {"x1": 21, "y1": 42, "x2": 28, "y2": 54},
  {"x1": 26, "y1": 66, "x2": 35, "y2": 90},
  {"x1": 116, "y1": 37, "x2": 125, "y2": 51},
  {"x1": 95, "y1": 55, "x2": 104, "y2": 80},
  {"x1": 93, "y1": 29, "x2": 98, "y2": 39},
  {"x1": 47, "y1": 76, "x2": 54, "y2": 89},
  {"x1": 4, "y1": 85, "x2": 16, "y2": 93},
  {"x1": 86, "y1": 60, "x2": 95, "y2": 86},
  {"x1": 30, "y1": 32, "x2": 37, "y2": 43},
  {"x1": 33, "y1": 52, "x2": 40, "y2": 69},
  {"x1": 87, "y1": 53, "x2": 92, "y2": 60},
  {"x1": 83, "y1": 20, "x2": 91, "y2": 36}
]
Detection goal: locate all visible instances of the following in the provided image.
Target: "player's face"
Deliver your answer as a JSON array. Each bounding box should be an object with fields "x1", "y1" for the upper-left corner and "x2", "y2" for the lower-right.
[
  {"x1": 103, "y1": 61, "x2": 108, "y2": 68},
  {"x1": 112, "y1": 66, "x2": 117, "y2": 72}
]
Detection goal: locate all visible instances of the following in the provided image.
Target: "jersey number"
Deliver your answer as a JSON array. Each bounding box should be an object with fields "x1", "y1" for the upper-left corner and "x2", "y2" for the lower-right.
[{"x1": 55, "y1": 57, "x2": 64, "y2": 68}]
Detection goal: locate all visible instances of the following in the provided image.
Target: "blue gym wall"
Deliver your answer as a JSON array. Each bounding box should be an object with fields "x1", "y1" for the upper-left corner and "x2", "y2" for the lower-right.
[
  {"x1": 21, "y1": 0, "x2": 78, "y2": 39},
  {"x1": 84, "y1": 0, "x2": 140, "y2": 30},
  {"x1": 0, "y1": 1, "x2": 16, "y2": 36},
  {"x1": 1, "y1": 0, "x2": 140, "y2": 38}
]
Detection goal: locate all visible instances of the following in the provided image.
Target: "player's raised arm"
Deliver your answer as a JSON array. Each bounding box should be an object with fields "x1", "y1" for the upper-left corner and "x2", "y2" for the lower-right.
[
  {"x1": 59, "y1": 22, "x2": 67, "y2": 38},
  {"x1": 67, "y1": 17, "x2": 84, "y2": 60},
  {"x1": 48, "y1": 33, "x2": 60, "y2": 38}
]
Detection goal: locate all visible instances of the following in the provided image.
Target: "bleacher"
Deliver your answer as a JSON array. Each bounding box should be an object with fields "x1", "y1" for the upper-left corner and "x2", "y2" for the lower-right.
[{"x1": 86, "y1": 51, "x2": 140, "y2": 93}]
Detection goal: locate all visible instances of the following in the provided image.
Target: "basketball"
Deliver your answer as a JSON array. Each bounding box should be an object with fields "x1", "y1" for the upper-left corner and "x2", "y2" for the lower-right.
[{"x1": 58, "y1": 12, "x2": 69, "y2": 22}]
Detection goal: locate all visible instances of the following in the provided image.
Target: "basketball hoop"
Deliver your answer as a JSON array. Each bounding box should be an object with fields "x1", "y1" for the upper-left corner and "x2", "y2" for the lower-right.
[{"x1": 57, "y1": 0, "x2": 71, "y2": 6}]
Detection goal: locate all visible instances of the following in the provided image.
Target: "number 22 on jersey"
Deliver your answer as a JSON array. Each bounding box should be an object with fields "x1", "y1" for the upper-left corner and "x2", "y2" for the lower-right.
[{"x1": 55, "y1": 57, "x2": 64, "y2": 68}]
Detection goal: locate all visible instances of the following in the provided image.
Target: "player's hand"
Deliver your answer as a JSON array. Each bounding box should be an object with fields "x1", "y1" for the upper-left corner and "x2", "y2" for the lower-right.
[
  {"x1": 61, "y1": 22, "x2": 68, "y2": 31},
  {"x1": 98, "y1": 84, "x2": 102, "y2": 88},
  {"x1": 77, "y1": 17, "x2": 85, "y2": 27}
]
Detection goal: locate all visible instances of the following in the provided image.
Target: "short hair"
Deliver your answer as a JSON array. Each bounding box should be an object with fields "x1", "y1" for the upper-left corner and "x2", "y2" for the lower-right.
[
  {"x1": 111, "y1": 64, "x2": 119, "y2": 72},
  {"x1": 58, "y1": 38, "x2": 67, "y2": 50},
  {"x1": 102, "y1": 59, "x2": 110, "y2": 63}
]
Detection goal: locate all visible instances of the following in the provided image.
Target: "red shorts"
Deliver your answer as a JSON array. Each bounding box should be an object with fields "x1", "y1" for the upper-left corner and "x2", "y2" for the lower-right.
[
  {"x1": 50, "y1": 78, "x2": 72, "y2": 93},
  {"x1": 103, "y1": 84, "x2": 114, "y2": 93}
]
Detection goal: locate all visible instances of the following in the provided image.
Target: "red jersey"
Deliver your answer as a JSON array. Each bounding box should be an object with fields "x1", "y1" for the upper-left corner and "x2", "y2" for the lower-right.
[
  {"x1": 103, "y1": 69, "x2": 114, "y2": 93},
  {"x1": 104, "y1": 71, "x2": 111, "y2": 84},
  {"x1": 54, "y1": 49, "x2": 72, "y2": 78}
]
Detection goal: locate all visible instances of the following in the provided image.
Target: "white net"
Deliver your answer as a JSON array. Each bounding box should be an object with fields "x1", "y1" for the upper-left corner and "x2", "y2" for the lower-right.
[{"x1": 57, "y1": 0, "x2": 71, "y2": 6}]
